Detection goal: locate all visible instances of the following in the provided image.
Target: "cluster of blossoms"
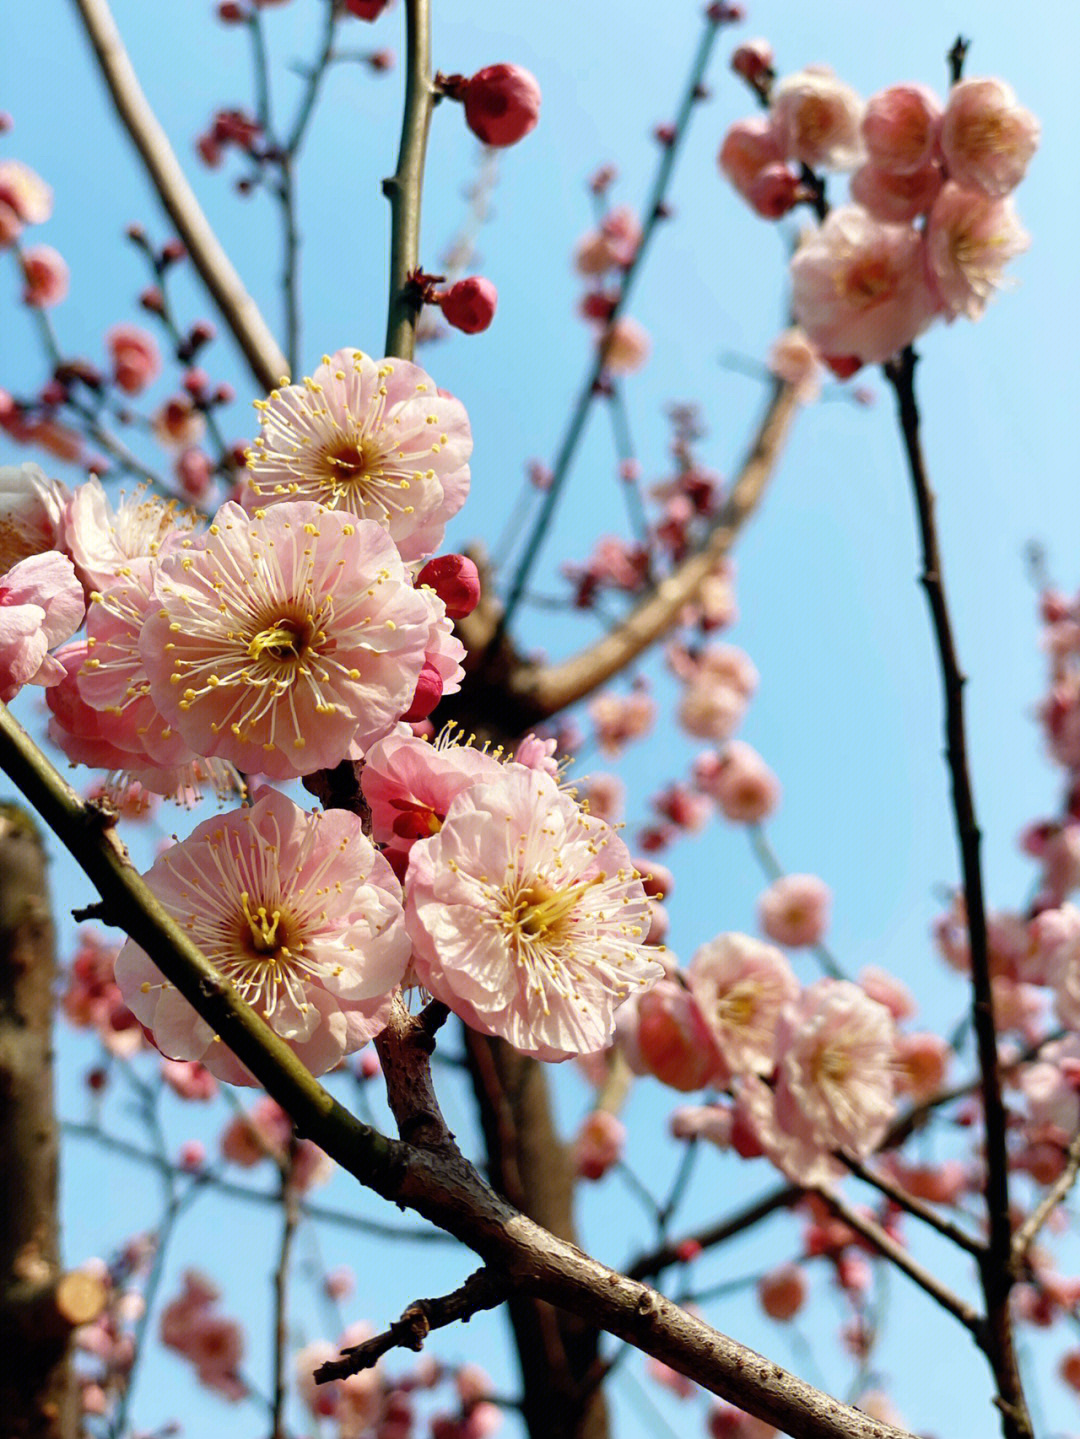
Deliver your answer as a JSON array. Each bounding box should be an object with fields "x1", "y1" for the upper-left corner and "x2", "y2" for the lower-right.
[
  {"x1": 720, "y1": 56, "x2": 1039, "y2": 369},
  {"x1": 4, "y1": 349, "x2": 664, "y2": 1081},
  {"x1": 0, "y1": 154, "x2": 69, "y2": 307}
]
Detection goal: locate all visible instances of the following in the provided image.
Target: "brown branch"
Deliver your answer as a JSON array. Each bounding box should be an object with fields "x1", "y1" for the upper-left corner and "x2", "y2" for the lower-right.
[
  {"x1": 315, "y1": 1267, "x2": 507, "y2": 1383},
  {"x1": 271, "y1": 1155, "x2": 301, "y2": 1439},
  {"x1": 841, "y1": 1156, "x2": 984, "y2": 1258},
  {"x1": 383, "y1": 0, "x2": 435, "y2": 361},
  {"x1": 626, "y1": 1183, "x2": 799, "y2": 1283},
  {"x1": 514, "y1": 380, "x2": 799, "y2": 716},
  {"x1": 811, "y1": 1186, "x2": 981, "y2": 1336},
  {"x1": 69, "y1": 0, "x2": 288, "y2": 391},
  {"x1": 885, "y1": 347, "x2": 1030, "y2": 1439}
]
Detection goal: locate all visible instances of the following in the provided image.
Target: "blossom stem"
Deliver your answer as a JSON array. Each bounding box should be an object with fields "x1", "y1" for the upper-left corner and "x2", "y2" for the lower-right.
[
  {"x1": 885, "y1": 345, "x2": 1032, "y2": 1439},
  {"x1": 271, "y1": 1154, "x2": 300, "y2": 1439},
  {"x1": 384, "y1": 0, "x2": 435, "y2": 360}
]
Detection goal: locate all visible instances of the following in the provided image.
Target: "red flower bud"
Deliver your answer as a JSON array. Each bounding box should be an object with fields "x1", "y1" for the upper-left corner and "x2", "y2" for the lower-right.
[
  {"x1": 463, "y1": 64, "x2": 541, "y2": 147},
  {"x1": 439, "y1": 276, "x2": 497, "y2": 334},
  {"x1": 416, "y1": 553, "x2": 481, "y2": 619}
]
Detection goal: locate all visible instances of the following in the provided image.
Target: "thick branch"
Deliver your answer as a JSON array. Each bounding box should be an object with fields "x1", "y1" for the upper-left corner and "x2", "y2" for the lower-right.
[{"x1": 69, "y1": 0, "x2": 288, "y2": 390}]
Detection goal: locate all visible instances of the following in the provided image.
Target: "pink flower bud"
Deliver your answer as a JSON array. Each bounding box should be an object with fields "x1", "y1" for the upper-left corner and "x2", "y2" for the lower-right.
[
  {"x1": 107, "y1": 324, "x2": 161, "y2": 395},
  {"x1": 601, "y1": 316, "x2": 650, "y2": 374},
  {"x1": 757, "y1": 874, "x2": 831, "y2": 948},
  {"x1": 731, "y1": 39, "x2": 773, "y2": 86},
  {"x1": 415, "y1": 553, "x2": 481, "y2": 619},
  {"x1": 402, "y1": 659, "x2": 444, "y2": 722},
  {"x1": 758, "y1": 1264, "x2": 807, "y2": 1321},
  {"x1": 439, "y1": 276, "x2": 498, "y2": 334},
  {"x1": 463, "y1": 64, "x2": 541, "y2": 147},
  {"x1": 573, "y1": 1109, "x2": 626, "y2": 1180},
  {"x1": 862, "y1": 84, "x2": 941, "y2": 175},
  {"x1": 21, "y1": 245, "x2": 69, "y2": 307},
  {"x1": 179, "y1": 1140, "x2": 206, "y2": 1171},
  {"x1": 635, "y1": 980, "x2": 721, "y2": 1091},
  {"x1": 175, "y1": 447, "x2": 214, "y2": 500}
]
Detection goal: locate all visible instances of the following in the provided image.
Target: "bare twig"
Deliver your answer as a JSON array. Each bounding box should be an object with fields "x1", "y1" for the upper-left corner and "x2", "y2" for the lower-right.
[
  {"x1": 1012, "y1": 1129, "x2": 1080, "y2": 1261},
  {"x1": 271, "y1": 1154, "x2": 300, "y2": 1439},
  {"x1": 315, "y1": 1267, "x2": 507, "y2": 1383},
  {"x1": 841, "y1": 1156, "x2": 984, "y2": 1258},
  {"x1": 70, "y1": 0, "x2": 288, "y2": 390},
  {"x1": 885, "y1": 346, "x2": 1031, "y2": 1439},
  {"x1": 811, "y1": 1186, "x2": 981, "y2": 1335}
]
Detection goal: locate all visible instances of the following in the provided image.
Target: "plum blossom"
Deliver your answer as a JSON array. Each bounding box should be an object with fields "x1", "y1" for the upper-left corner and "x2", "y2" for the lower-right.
[
  {"x1": 115, "y1": 787, "x2": 410, "y2": 1082},
  {"x1": 589, "y1": 688, "x2": 656, "y2": 754},
  {"x1": 790, "y1": 205, "x2": 936, "y2": 364},
  {"x1": 940, "y1": 78, "x2": 1039, "y2": 197},
  {"x1": 757, "y1": 874, "x2": 831, "y2": 948},
  {"x1": 243, "y1": 350, "x2": 471, "y2": 562},
  {"x1": 861, "y1": 85, "x2": 941, "y2": 175},
  {"x1": 629, "y1": 978, "x2": 723, "y2": 1091},
  {"x1": 694, "y1": 741, "x2": 781, "y2": 823},
  {"x1": 849, "y1": 161, "x2": 942, "y2": 225},
  {"x1": 405, "y1": 765, "x2": 662, "y2": 1059},
  {"x1": 770, "y1": 67, "x2": 864, "y2": 172},
  {"x1": 924, "y1": 183, "x2": 1030, "y2": 320},
  {"x1": 159, "y1": 1272, "x2": 246, "y2": 1400},
  {"x1": 21, "y1": 245, "x2": 69, "y2": 306},
  {"x1": 107, "y1": 324, "x2": 162, "y2": 395},
  {"x1": 767, "y1": 327, "x2": 821, "y2": 403},
  {"x1": 758, "y1": 1264, "x2": 807, "y2": 1320},
  {"x1": 0, "y1": 549, "x2": 85, "y2": 702},
  {"x1": 0, "y1": 159, "x2": 52, "y2": 228},
  {"x1": 140, "y1": 500, "x2": 436, "y2": 779},
  {"x1": 65, "y1": 476, "x2": 202, "y2": 591},
  {"x1": 688, "y1": 933, "x2": 798, "y2": 1082},
  {"x1": 0, "y1": 461, "x2": 69, "y2": 572},
  {"x1": 573, "y1": 1109, "x2": 626, "y2": 1179},
  {"x1": 739, "y1": 980, "x2": 896, "y2": 1184}
]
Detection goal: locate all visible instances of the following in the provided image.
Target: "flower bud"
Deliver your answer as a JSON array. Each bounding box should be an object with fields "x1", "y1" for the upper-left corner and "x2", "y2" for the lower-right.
[
  {"x1": 439, "y1": 276, "x2": 497, "y2": 334},
  {"x1": 415, "y1": 553, "x2": 481, "y2": 619},
  {"x1": 463, "y1": 64, "x2": 541, "y2": 147}
]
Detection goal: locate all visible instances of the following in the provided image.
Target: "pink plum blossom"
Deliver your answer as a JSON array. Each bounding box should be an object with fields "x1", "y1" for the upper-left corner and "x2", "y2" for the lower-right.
[
  {"x1": 152, "y1": 396, "x2": 206, "y2": 450},
  {"x1": 404, "y1": 765, "x2": 662, "y2": 1060},
  {"x1": 770, "y1": 67, "x2": 865, "y2": 172},
  {"x1": 861, "y1": 85, "x2": 941, "y2": 174},
  {"x1": 849, "y1": 161, "x2": 942, "y2": 224},
  {"x1": 740, "y1": 979, "x2": 896, "y2": 1184},
  {"x1": 361, "y1": 725, "x2": 503, "y2": 875},
  {"x1": 893, "y1": 1030, "x2": 950, "y2": 1102},
  {"x1": 0, "y1": 158, "x2": 52, "y2": 226},
  {"x1": 718, "y1": 118, "x2": 797, "y2": 215},
  {"x1": 757, "y1": 874, "x2": 831, "y2": 948},
  {"x1": 730, "y1": 40, "x2": 773, "y2": 87},
  {"x1": 589, "y1": 689, "x2": 656, "y2": 754},
  {"x1": 21, "y1": 245, "x2": 69, "y2": 306},
  {"x1": 0, "y1": 549, "x2": 85, "y2": 701},
  {"x1": 790, "y1": 205, "x2": 937, "y2": 364},
  {"x1": 0, "y1": 461, "x2": 69, "y2": 573},
  {"x1": 243, "y1": 349, "x2": 472, "y2": 562},
  {"x1": 66, "y1": 476, "x2": 203, "y2": 591},
  {"x1": 140, "y1": 500, "x2": 435, "y2": 779},
  {"x1": 159, "y1": 1272, "x2": 246, "y2": 1400},
  {"x1": 573, "y1": 1109, "x2": 626, "y2": 1180},
  {"x1": 221, "y1": 1096, "x2": 334, "y2": 1189},
  {"x1": 107, "y1": 324, "x2": 162, "y2": 395},
  {"x1": 924, "y1": 182, "x2": 1029, "y2": 320},
  {"x1": 631, "y1": 979, "x2": 723, "y2": 1091},
  {"x1": 940, "y1": 78, "x2": 1039, "y2": 197},
  {"x1": 858, "y1": 965, "x2": 916, "y2": 1022},
  {"x1": 694, "y1": 741, "x2": 781, "y2": 823},
  {"x1": 767, "y1": 327, "x2": 821, "y2": 403},
  {"x1": 115, "y1": 787, "x2": 410, "y2": 1082},
  {"x1": 601, "y1": 317, "x2": 651, "y2": 374},
  {"x1": 688, "y1": 933, "x2": 798, "y2": 1083}
]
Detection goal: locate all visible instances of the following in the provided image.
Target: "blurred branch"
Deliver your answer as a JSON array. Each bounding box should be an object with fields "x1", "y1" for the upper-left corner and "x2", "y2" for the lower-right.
[
  {"x1": 1012, "y1": 1128, "x2": 1080, "y2": 1262},
  {"x1": 70, "y1": 0, "x2": 288, "y2": 390}
]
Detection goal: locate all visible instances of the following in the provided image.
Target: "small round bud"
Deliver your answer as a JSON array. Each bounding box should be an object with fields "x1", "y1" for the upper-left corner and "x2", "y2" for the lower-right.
[
  {"x1": 402, "y1": 660, "x2": 444, "y2": 722},
  {"x1": 439, "y1": 276, "x2": 497, "y2": 334},
  {"x1": 344, "y1": 0, "x2": 392, "y2": 16},
  {"x1": 159, "y1": 239, "x2": 186, "y2": 265},
  {"x1": 217, "y1": 1, "x2": 247, "y2": 19},
  {"x1": 416, "y1": 553, "x2": 481, "y2": 619},
  {"x1": 463, "y1": 64, "x2": 541, "y2": 147}
]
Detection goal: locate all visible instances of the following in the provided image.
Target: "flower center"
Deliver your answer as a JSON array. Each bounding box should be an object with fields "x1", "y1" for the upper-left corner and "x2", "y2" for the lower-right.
[
  {"x1": 247, "y1": 614, "x2": 314, "y2": 666},
  {"x1": 322, "y1": 436, "x2": 383, "y2": 494},
  {"x1": 240, "y1": 891, "x2": 285, "y2": 956}
]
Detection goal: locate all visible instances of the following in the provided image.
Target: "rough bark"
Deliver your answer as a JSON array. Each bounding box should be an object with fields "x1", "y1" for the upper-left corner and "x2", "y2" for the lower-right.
[{"x1": 0, "y1": 804, "x2": 75, "y2": 1438}]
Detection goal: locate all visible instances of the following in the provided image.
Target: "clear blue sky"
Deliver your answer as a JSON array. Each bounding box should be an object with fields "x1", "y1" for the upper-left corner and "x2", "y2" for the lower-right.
[{"x1": 4, "y1": 2, "x2": 1080, "y2": 1436}]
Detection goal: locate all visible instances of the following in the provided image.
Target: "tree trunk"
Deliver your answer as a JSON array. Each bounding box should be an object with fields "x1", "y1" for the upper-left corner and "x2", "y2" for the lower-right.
[{"x1": 0, "y1": 804, "x2": 77, "y2": 1438}]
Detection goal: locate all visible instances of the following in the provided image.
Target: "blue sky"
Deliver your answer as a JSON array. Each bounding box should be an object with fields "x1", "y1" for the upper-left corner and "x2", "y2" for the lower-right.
[{"x1": 4, "y1": 1, "x2": 1080, "y2": 1436}]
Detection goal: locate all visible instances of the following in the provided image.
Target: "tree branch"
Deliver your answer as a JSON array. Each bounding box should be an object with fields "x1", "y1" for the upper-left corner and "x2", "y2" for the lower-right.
[
  {"x1": 315, "y1": 1266, "x2": 508, "y2": 1383},
  {"x1": 885, "y1": 347, "x2": 1031, "y2": 1439},
  {"x1": 1012, "y1": 1128, "x2": 1080, "y2": 1262},
  {"x1": 69, "y1": 0, "x2": 288, "y2": 390},
  {"x1": 383, "y1": 0, "x2": 435, "y2": 360}
]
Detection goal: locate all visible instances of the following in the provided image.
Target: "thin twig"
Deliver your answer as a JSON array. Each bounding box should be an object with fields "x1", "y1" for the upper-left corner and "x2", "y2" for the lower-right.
[
  {"x1": 811, "y1": 1186, "x2": 981, "y2": 1335},
  {"x1": 315, "y1": 1267, "x2": 507, "y2": 1383},
  {"x1": 627, "y1": 1183, "x2": 798, "y2": 1282},
  {"x1": 1012, "y1": 1129, "x2": 1080, "y2": 1261},
  {"x1": 885, "y1": 346, "x2": 1031, "y2": 1439},
  {"x1": 841, "y1": 1156, "x2": 984, "y2": 1257},
  {"x1": 271, "y1": 1151, "x2": 300, "y2": 1439},
  {"x1": 70, "y1": 0, "x2": 288, "y2": 390},
  {"x1": 496, "y1": 7, "x2": 728, "y2": 638}
]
